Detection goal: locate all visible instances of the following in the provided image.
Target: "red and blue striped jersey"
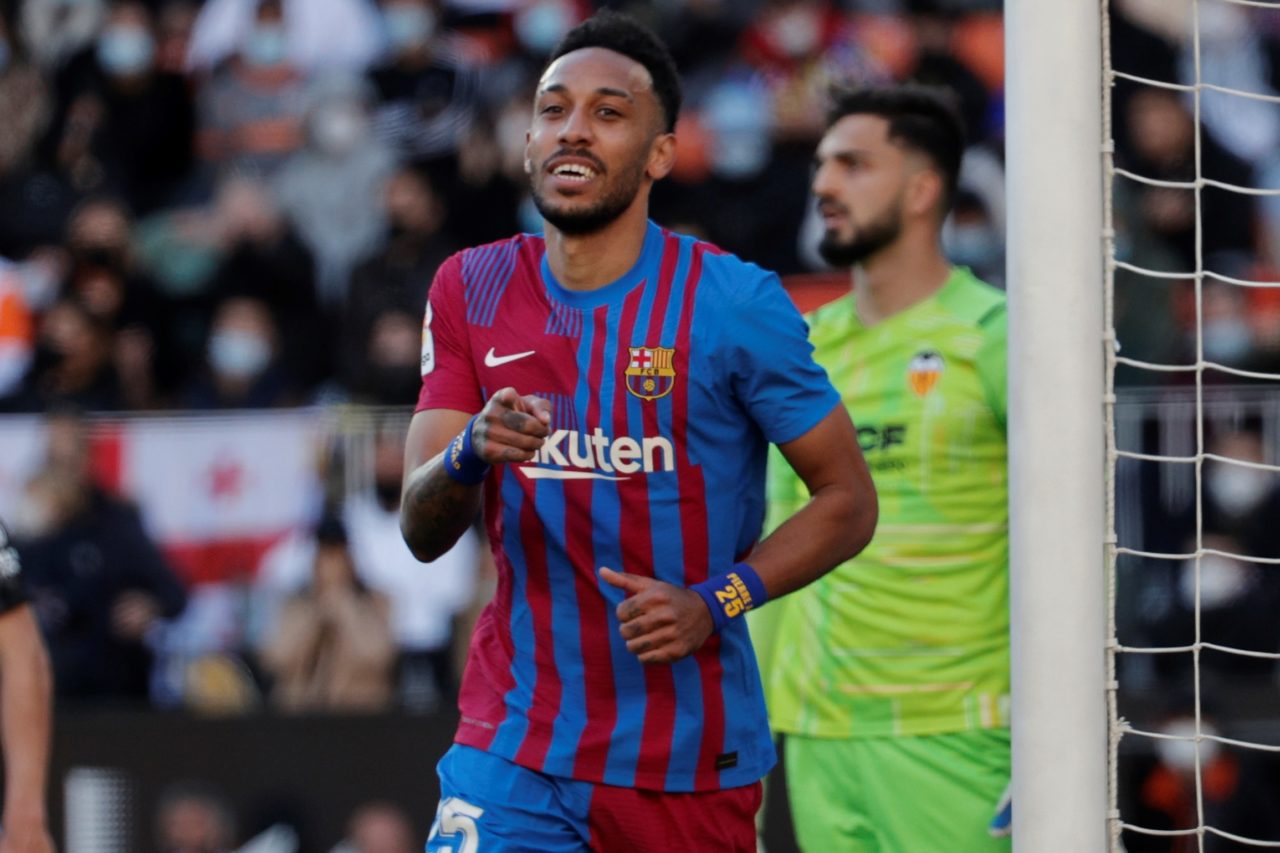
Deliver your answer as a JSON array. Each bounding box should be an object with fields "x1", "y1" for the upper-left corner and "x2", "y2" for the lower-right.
[{"x1": 416, "y1": 221, "x2": 839, "y2": 792}]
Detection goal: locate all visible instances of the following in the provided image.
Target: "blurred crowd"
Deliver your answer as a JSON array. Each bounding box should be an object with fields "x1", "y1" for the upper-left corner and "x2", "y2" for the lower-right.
[
  {"x1": 154, "y1": 783, "x2": 421, "y2": 852},
  {"x1": 1111, "y1": 0, "x2": 1280, "y2": 385},
  {"x1": 0, "y1": 0, "x2": 1009, "y2": 416},
  {"x1": 8, "y1": 408, "x2": 483, "y2": 717}
]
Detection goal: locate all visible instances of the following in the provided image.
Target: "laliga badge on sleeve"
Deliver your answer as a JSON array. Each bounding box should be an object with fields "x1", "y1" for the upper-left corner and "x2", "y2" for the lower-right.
[{"x1": 421, "y1": 301, "x2": 435, "y2": 376}]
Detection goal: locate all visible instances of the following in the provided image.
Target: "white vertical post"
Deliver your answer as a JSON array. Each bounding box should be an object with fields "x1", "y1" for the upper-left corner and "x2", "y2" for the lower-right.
[{"x1": 1005, "y1": 0, "x2": 1108, "y2": 850}]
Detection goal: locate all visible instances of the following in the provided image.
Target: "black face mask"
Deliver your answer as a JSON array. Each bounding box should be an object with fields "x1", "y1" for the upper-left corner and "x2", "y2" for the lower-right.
[
  {"x1": 73, "y1": 246, "x2": 127, "y2": 274},
  {"x1": 374, "y1": 479, "x2": 401, "y2": 509},
  {"x1": 366, "y1": 365, "x2": 420, "y2": 405},
  {"x1": 32, "y1": 343, "x2": 66, "y2": 374}
]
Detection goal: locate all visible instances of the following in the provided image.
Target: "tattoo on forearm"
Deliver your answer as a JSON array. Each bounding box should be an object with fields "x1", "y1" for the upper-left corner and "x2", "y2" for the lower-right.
[{"x1": 404, "y1": 463, "x2": 478, "y2": 554}]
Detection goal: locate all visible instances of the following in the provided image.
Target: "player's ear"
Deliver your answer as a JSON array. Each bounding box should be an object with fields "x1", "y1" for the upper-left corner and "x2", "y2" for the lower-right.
[
  {"x1": 524, "y1": 130, "x2": 534, "y2": 176},
  {"x1": 646, "y1": 131, "x2": 678, "y2": 181},
  {"x1": 906, "y1": 168, "x2": 944, "y2": 219}
]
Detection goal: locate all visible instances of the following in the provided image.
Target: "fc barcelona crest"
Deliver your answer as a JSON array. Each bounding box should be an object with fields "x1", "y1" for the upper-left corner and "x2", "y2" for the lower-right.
[
  {"x1": 625, "y1": 346, "x2": 677, "y2": 400},
  {"x1": 907, "y1": 350, "x2": 945, "y2": 397}
]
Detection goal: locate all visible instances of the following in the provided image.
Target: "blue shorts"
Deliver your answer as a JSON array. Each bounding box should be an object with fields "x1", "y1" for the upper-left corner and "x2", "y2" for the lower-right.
[{"x1": 426, "y1": 744, "x2": 761, "y2": 853}]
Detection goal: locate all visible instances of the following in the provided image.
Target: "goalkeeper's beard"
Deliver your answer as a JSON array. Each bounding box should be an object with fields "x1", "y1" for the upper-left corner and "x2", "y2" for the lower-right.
[{"x1": 818, "y1": 199, "x2": 904, "y2": 267}]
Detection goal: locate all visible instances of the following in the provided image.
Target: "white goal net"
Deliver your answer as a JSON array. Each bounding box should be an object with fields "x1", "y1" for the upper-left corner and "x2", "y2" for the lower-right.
[{"x1": 1104, "y1": 0, "x2": 1280, "y2": 849}]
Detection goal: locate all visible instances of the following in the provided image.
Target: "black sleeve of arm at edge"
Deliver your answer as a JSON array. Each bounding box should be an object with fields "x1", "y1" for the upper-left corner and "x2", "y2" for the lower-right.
[{"x1": 0, "y1": 522, "x2": 31, "y2": 615}]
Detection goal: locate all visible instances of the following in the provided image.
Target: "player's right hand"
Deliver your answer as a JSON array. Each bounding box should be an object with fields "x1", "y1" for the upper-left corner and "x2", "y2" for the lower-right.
[{"x1": 474, "y1": 387, "x2": 553, "y2": 465}]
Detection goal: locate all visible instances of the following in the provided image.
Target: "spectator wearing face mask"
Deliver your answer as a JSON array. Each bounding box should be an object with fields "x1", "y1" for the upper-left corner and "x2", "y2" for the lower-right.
[
  {"x1": 274, "y1": 73, "x2": 398, "y2": 309},
  {"x1": 181, "y1": 295, "x2": 299, "y2": 409},
  {"x1": 368, "y1": 0, "x2": 482, "y2": 164},
  {"x1": 1141, "y1": 532, "x2": 1280, "y2": 685},
  {"x1": 60, "y1": 196, "x2": 176, "y2": 406},
  {"x1": 1200, "y1": 424, "x2": 1280, "y2": 560},
  {"x1": 739, "y1": 0, "x2": 887, "y2": 143},
  {"x1": 15, "y1": 296, "x2": 126, "y2": 413},
  {"x1": 193, "y1": 0, "x2": 309, "y2": 178},
  {"x1": 341, "y1": 165, "x2": 454, "y2": 399},
  {"x1": 943, "y1": 189, "x2": 1004, "y2": 288},
  {"x1": 186, "y1": 0, "x2": 382, "y2": 75},
  {"x1": 653, "y1": 75, "x2": 812, "y2": 274},
  {"x1": 205, "y1": 175, "x2": 322, "y2": 390},
  {"x1": 38, "y1": 0, "x2": 195, "y2": 212},
  {"x1": 1122, "y1": 703, "x2": 1280, "y2": 853}
]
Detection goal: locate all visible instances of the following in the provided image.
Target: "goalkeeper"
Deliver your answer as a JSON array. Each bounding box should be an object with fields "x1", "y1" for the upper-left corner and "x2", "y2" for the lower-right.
[{"x1": 755, "y1": 85, "x2": 1010, "y2": 852}]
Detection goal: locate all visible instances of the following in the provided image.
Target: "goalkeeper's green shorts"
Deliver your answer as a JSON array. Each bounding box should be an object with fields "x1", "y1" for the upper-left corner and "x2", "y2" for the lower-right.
[{"x1": 785, "y1": 728, "x2": 1012, "y2": 853}]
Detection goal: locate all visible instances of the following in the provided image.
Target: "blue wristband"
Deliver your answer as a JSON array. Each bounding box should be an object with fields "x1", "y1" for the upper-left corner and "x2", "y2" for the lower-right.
[
  {"x1": 442, "y1": 415, "x2": 491, "y2": 486},
  {"x1": 690, "y1": 563, "x2": 769, "y2": 632}
]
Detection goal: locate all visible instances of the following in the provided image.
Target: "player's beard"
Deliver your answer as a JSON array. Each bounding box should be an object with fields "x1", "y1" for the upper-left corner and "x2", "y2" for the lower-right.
[
  {"x1": 818, "y1": 197, "x2": 905, "y2": 267},
  {"x1": 532, "y1": 157, "x2": 648, "y2": 236}
]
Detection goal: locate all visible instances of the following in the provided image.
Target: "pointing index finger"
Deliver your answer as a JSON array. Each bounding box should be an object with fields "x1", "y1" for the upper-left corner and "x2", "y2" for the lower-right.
[{"x1": 522, "y1": 394, "x2": 554, "y2": 425}]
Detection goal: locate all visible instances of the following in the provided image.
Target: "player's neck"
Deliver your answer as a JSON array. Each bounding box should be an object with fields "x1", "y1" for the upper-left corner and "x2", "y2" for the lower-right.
[
  {"x1": 544, "y1": 206, "x2": 651, "y2": 291},
  {"x1": 852, "y1": 236, "x2": 951, "y2": 327}
]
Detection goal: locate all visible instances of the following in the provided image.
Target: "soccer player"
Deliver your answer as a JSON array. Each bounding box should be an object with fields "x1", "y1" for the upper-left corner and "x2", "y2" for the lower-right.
[
  {"x1": 0, "y1": 521, "x2": 54, "y2": 853},
  {"x1": 400, "y1": 11, "x2": 877, "y2": 852},
  {"x1": 757, "y1": 85, "x2": 1010, "y2": 852}
]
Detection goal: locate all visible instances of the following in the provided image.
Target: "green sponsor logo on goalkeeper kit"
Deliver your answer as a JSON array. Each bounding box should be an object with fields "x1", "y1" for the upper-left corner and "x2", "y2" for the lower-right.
[{"x1": 763, "y1": 267, "x2": 1010, "y2": 738}]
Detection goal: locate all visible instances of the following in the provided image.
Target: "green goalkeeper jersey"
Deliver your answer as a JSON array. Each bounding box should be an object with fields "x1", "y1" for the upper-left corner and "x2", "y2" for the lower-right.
[{"x1": 762, "y1": 266, "x2": 1008, "y2": 738}]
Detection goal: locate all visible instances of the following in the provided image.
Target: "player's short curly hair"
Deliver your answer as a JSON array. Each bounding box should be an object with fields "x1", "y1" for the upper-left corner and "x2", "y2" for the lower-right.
[
  {"x1": 549, "y1": 10, "x2": 682, "y2": 134},
  {"x1": 827, "y1": 85, "x2": 966, "y2": 212}
]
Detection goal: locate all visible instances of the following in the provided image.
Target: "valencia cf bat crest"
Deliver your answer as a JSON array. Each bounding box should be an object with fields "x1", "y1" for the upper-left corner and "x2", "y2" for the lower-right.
[{"x1": 907, "y1": 350, "x2": 945, "y2": 397}]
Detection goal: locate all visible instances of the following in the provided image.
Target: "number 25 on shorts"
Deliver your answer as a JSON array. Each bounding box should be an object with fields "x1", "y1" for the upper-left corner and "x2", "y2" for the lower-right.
[{"x1": 428, "y1": 797, "x2": 484, "y2": 853}]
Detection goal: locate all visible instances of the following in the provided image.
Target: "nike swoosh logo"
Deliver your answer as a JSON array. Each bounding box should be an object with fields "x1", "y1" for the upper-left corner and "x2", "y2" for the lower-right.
[{"x1": 484, "y1": 347, "x2": 536, "y2": 368}]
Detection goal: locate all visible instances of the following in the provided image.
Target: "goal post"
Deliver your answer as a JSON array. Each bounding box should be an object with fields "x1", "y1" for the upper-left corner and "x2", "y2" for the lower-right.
[{"x1": 1005, "y1": 0, "x2": 1110, "y2": 849}]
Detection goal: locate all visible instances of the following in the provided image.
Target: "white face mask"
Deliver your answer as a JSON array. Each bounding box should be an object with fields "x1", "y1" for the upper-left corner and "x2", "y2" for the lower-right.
[
  {"x1": 947, "y1": 224, "x2": 1002, "y2": 269},
  {"x1": 514, "y1": 1, "x2": 574, "y2": 55},
  {"x1": 209, "y1": 330, "x2": 271, "y2": 379},
  {"x1": 1200, "y1": 317, "x2": 1252, "y2": 365},
  {"x1": 11, "y1": 499, "x2": 53, "y2": 538},
  {"x1": 97, "y1": 25, "x2": 156, "y2": 77},
  {"x1": 705, "y1": 83, "x2": 771, "y2": 180},
  {"x1": 384, "y1": 5, "x2": 436, "y2": 52},
  {"x1": 768, "y1": 7, "x2": 822, "y2": 57},
  {"x1": 243, "y1": 24, "x2": 288, "y2": 68},
  {"x1": 1206, "y1": 463, "x2": 1271, "y2": 517},
  {"x1": 1156, "y1": 718, "x2": 1220, "y2": 772},
  {"x1": 1179, "y1": 554, "x2": 1250, "y2": 610},
  {"x1": 311, "y1": 106, "x2": 368, "y2": 156}
]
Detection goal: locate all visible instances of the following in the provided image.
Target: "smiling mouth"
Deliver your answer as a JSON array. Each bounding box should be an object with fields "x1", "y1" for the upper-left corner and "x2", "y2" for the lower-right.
[{"x1": 550, "y1": 163, "x2": 599, "y2": 182}]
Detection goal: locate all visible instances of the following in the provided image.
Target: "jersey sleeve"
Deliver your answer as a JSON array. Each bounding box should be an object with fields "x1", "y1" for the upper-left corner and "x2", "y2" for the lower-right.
[
  {"x1": 723, "y1": 270, "x2": 841, "y2": 446},
  {"x1": 416, "y1": 253, "x2": 484, "y2": 414},
  {"x1": 0, "y1": 522, "x2": 30, "y2": 615},
  {"x1": 975, "y1": 304, "x2": 1008, "y2": 431}
]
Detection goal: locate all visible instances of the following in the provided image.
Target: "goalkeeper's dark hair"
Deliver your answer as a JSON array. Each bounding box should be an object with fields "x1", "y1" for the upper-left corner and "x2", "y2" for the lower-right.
[
  {"x1": 548, "y1": 10, "x2": 682, "y2": 134},
  {"x1": 827, "y1": 85, "x2": 966, "y2": 213}
]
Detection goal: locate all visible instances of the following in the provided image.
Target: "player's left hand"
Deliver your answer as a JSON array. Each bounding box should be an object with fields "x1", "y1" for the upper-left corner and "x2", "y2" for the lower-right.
[{"x1": 599, "y1": 567, "x2": 714, "y2": 665}]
